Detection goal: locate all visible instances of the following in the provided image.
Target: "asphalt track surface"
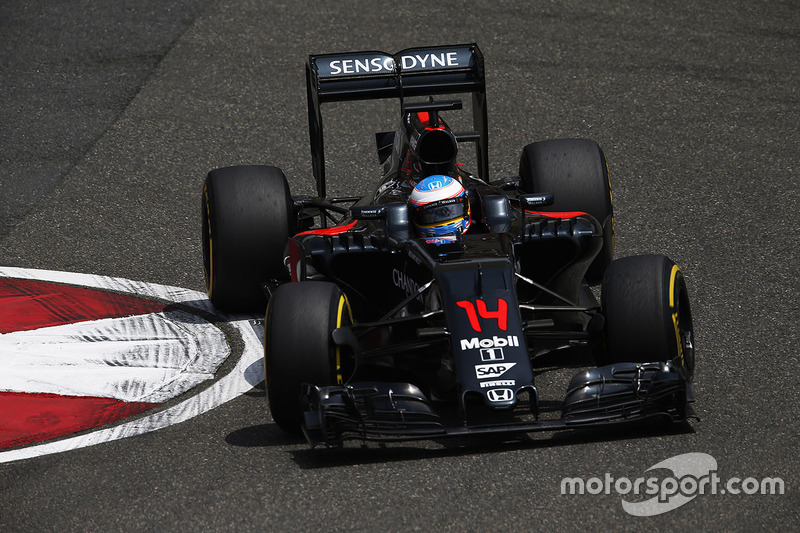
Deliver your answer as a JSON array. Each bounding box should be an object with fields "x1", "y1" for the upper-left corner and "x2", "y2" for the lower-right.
[{"x1": 1, "y1": 1, "x2": 798, "y2": 530}]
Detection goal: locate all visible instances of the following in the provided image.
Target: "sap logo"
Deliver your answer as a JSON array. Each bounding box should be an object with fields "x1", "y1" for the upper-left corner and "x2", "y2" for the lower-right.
[
  {"x1": 400, "y1": 52, "x2": 460, "y2": 70},
  {"x1": 328, "y1": 56, "x2": 395, "y2": 75},
  {"x1": 475, "y1": 362, "x2": 517, "y2": 379},
  {"x1": 460, "y1": 335, "x2": 519, "y2": 351},
  {"x1": 487, "y1": 388, "x2": 514, "y2": 402},
  {"x1": 480, "y1": 380, "x2": 515, "y2": 389}
]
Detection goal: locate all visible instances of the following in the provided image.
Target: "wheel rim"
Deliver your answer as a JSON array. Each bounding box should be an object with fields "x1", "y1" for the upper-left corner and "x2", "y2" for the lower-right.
[
  {"x1": 334, "y1": 292, "x2": 354, "y2": 385},
  {"x1": 669, "y1": 265, "x2": 695, "y2": 381}
]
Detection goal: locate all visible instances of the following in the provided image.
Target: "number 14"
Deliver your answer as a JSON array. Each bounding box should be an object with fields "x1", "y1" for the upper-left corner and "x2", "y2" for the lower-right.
[{"x1": 456, "y1": 298, "x2": 508, "y2": 332}]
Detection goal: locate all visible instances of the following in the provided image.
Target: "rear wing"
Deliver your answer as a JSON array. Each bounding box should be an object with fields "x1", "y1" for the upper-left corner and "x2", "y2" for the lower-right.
[{"x1": 306, "y1": 43, "x2": 488, "y2": 197}]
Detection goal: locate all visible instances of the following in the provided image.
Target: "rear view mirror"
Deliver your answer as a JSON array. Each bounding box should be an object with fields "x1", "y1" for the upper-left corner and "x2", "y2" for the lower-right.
[
  {"x1": 520, "y1": 193, "x2": 554, "y2": 210},
  {"x1": 350, "y1": 205, "x2": 386, "y2": 219}
]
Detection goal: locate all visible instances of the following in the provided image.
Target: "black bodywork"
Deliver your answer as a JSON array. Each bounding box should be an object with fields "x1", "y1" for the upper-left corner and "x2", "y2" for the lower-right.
[{"x1": 280, "y1": 44, "x2": 693, "y2": 447}]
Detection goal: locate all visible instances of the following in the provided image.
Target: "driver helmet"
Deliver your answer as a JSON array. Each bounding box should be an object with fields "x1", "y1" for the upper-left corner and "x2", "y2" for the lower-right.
[{"x1": 409, "y1": 175, "x2": 471, "y2": 238}]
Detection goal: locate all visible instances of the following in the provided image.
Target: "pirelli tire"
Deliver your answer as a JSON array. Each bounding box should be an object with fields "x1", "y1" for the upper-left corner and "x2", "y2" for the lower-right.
[
  {"x1": 265, "y1": 281, "x2": 354, "y2": 434},
  {"x1": 202, "y1": 165, "x2": 294, "y2": 312},
  {"x1": 519, "y1": 139, "x2": 614, "y2": 283},
  {"x1": 601, "y1": 254, "x2": 695, "y2": 382}
]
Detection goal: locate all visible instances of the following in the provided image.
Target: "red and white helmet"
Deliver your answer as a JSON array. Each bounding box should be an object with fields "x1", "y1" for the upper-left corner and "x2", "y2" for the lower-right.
[{"x1": 409, "y1": 175, "x2": 470, "y2": 238}]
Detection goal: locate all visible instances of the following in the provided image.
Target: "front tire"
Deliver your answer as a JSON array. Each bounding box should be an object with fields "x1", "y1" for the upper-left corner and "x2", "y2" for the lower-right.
[
  {"x1": 519, "y1": 139, "x2": 614, "y2": 283},
  {"x1": 202, "y1": 165, "x2": 294, "y2": 312},
  {"x1": 601, "y1": 254, "x2": 695, "y2": 381},
  {"x1": 264, "y1": 281, "x2": 353, "y2": 434}
]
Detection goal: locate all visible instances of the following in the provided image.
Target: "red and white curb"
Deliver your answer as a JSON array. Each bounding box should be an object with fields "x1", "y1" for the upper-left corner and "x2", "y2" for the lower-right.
[{"x1": 0, "y1": 267, "x2": 264, "y2": 464}]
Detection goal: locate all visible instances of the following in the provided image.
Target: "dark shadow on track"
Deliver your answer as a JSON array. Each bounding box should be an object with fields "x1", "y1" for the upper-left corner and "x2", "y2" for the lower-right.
[
  {"x1": 224, "y1": 381, "x2": 312, "y2": 447},
  {"x1": 225, "y1": 423, "x2": 306, "y2": 447},
  {"x1": 287, "y1": 419, "x2": 696, "y2": 469},
  {"x1": 224, "y1": 415, "x2": 695, "y2": 466}
]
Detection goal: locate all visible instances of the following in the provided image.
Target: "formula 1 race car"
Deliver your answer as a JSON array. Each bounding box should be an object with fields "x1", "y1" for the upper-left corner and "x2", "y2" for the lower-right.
[{"x1": 201, "y1": 43, "x2": 696, "y2": 447}]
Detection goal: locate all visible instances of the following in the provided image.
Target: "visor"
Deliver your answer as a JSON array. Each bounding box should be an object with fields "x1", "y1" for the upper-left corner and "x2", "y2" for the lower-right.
[{"x1": 411, "y1": 198, "x2": 466, "y2": 227}]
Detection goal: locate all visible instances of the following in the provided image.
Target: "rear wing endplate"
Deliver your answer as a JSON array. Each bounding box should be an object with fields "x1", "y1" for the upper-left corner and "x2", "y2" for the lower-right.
[{"x1": 306, "y1": 43, "x2": 488, "y2": 197}]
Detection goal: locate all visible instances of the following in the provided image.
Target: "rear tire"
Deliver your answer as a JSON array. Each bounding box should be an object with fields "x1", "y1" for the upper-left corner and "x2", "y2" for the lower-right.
[
  {"x1": 202, "y1": 165, "x2": 294, "y2": 312},
  {"x1": 601, "y1": 254, "x2": 695, "y2": 381},
  {"x1": 264, "y1": 281, "x2": 353, "y2": 434},
  {"x1": 519, "y1": 139, "x2": 614, "y2": 283}
]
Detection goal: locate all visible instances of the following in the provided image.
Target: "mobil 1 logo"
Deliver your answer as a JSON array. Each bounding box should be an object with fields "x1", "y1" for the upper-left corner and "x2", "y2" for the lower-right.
[
  {"x1": 459, "y1": 335, "x2": 520, "y2": 352},
  {"x1": 480, "y1": 347, "x2": 504, "y2": 362}
]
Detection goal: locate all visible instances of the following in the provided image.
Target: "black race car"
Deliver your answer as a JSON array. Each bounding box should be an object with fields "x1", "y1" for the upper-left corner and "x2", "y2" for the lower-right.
[{"x1": 201, "y1": 43, "x2": 696, "y2": 447}]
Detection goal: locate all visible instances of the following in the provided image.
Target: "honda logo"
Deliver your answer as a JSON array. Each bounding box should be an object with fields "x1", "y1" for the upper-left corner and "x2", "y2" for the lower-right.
[{"x1": 487, "y1": 388, "x2": 514, "y2": 402}]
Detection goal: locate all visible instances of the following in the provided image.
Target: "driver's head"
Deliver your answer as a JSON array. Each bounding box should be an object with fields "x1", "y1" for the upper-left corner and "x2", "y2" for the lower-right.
[{"x1": 409, "y1": 175, "x2": 470, "y2": 238}]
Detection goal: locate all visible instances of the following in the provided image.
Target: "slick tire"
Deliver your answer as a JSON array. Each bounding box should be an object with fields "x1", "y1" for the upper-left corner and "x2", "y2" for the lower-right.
[
  {"x1": 601, "y1": 254, "x2": 695, "y2": 381},
  {"x1": 265, "y1": 281, "x2": 353, "y2": 434},
  {"x1": 202, "y1": 165, "x2": 294, "y2": 312},
  {"x1": 519, "y1": 139, "x2": 614, "y2": 283}
]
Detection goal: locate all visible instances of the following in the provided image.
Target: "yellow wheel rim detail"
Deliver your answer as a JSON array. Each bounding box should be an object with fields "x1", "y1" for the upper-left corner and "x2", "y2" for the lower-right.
[
  {"x1": 668, "y1": 264, "x2": 684, "y2": 366},
  {"x1": 335, "y1": 293, "x2": 354, "y2": 385}
]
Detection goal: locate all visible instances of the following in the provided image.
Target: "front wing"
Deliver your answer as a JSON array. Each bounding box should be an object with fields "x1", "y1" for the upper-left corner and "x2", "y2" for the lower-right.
[{"x1": 301, "y1": 361, "x2": 696, "y2": 447}]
